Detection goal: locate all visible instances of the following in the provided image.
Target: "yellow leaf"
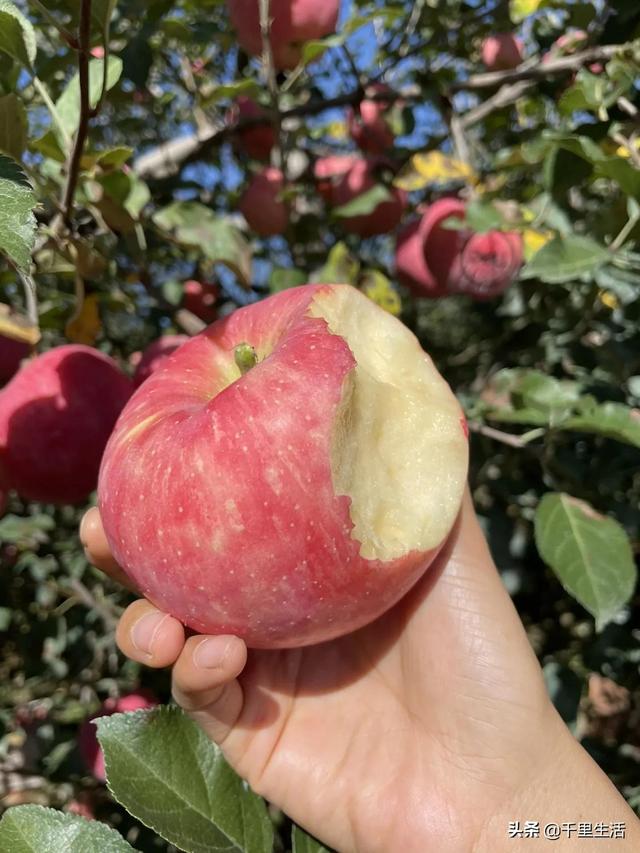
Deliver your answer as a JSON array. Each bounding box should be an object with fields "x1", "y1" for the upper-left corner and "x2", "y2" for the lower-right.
[
  {"x1": 394, "y1": 151, "x2": 477, "y2": 191},
  {"x1": 510, "y1": 0, "x2": 543, "y2": 23},
  {"x1": 522, "y1": 228, "x2": 553, "y2": 261},
  {"x1": 599, "y1": 290, "x2": 619, "y2": 310},
  {"x1": 0, "y1": 304, "x2": 40, "y2": 345},
  {"x1": 66, "y1": 293, "x2": 101, "y2": 345},
  {"x1": 325, "y1": 120, "x2": 349, "y2": 140},
  {"x1": 615, "y1": 139, "x2": 640, "y2": 159},
  {"x1": 360, "y1": 271, "x2": 402, "y2": 316}
]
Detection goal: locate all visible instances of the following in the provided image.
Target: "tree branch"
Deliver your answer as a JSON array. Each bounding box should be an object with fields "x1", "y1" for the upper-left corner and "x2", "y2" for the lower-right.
[
  {"x1": 134, "y1": 41, "x2": 639, "y2": 180},
  {"x1": 259, "y1": 0, "x2": 283, "y2": 171},
  {"x1": 59, "y1": 0, "x2": 92, "y2": 227},
  {"x1": 468, "y1": 421, "x2": 544, "y2": 448}
]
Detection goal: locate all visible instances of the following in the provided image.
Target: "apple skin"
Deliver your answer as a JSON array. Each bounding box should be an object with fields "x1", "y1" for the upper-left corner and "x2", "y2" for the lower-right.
[
  {"x1": 79, "y1": 691, "x2": 157, "y2": 782},
  {"x1": 348, "y1": 84, "x2": 395, "y2": 155},
  {"x1": 0, "y1": 345, "x2": 132, "y2": 505},
  {"x1": 133, "y1": 335, "x2": 189, "y2": 388},
  {"x1": 226, "y1": 0, "x2": 340, "y2": 70},
  {"x1": 0, "y1": 335, "x2": 30, "y2": 383},
  {"x1": 395, "y1": 217, "x2": 447, "y2": 297},
  {"x1": 239, "y1": 167, "x2": 289, "y2": 236},
  {"x1": 332, "y1": 158, "x2": 407, "y2": 237},
  {"x1": 481, "y1": 33, "x2": 524, "y2": 71},
  {"x1": 313, "y1": 154, "x2": 359, "y2": 204},
  {"x1": 98, "y1": 284, "x2": 467, "y2": 649},
  {"x1": 183, "y1": 279, "x2": 219, "y2": 324},
  {"x1": 448, "y1": 231, "x2": 523, "y2": 300},
  {"x1": 229, "y1": 96, "x2": 275, "y2": 160}
]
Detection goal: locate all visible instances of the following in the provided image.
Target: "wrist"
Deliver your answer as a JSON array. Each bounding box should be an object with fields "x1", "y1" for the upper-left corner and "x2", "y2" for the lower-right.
[{"x1": 474, "y1": 709, "x2": 640, "y2": 852}]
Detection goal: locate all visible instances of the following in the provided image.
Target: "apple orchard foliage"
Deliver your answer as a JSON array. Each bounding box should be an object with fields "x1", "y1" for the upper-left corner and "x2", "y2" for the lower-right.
[{"x1": 0, "y1": 0, "x2": 639, "y2": 849}]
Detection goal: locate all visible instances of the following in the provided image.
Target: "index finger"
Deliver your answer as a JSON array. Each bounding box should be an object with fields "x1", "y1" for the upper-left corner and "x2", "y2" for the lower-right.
[{"x1": 80, "y1": 506, "x2": 140, "y2": 593}]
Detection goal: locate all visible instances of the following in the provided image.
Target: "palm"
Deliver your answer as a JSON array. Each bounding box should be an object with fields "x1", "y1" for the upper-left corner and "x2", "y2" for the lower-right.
[{"x1": 199, "y1": 500, "x2": 552, "y2": 853}]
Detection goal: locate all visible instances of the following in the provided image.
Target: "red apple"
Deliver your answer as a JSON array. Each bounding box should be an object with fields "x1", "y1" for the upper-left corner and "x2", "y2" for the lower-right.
[
  {"x1": 183, "y1": 279, "x2": 219, "y2": 324},
  {"x1": 348, "y1": 84, "x2": 395, "y2": 155},
  {"x1": 228, "y1": 96, "x2": 275, "y2": 160},
  {"x1": 0, "y1": 335, "x2": 30, "y2": 383},
  {"x1": 79, "y1": 691, "x2": 157, "y2": 782},
  {"x1": 420, "y1": 197, "x2": 468, "y2": 292},
  {"x1": 481, "y1": 33, "x2": 524, "y2": 71},
  {"x1": 133, "y1": 335, "x2": 189, "y2": 388},
  {"x1": 98, "y1": 284, "x2": 468, "y2": 648},
  {"x1": 226, "y1": 0, "x2": 340, "y2": 70},
  {"x1": 239, "y1": 167, "x2": 289, "y2": 236},
  {"x1": 448, "y1": 230, "x2": 523, "y2": 300},
  {"x1": 313, "y1": 154, "x2": 359, "y2": 204},
  {"x1": 0, "y1": 345, "x2": 132, "y2": 504},
  {"x1": 395, "y1": 217, "x2": 446, "y2": 297},
  {"x1": 332, "y1": 158, "x2": 407, "y2": 237}
]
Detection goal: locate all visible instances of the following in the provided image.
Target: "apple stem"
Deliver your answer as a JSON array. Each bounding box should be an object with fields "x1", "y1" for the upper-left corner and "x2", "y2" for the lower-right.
[{"x1": 234, "y1": 342, "x2": 258, "y2": 375}]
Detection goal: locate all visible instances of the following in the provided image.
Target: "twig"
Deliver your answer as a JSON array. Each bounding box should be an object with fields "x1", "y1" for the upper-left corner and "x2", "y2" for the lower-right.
[
  {"x1": 611, "y1": 131, "x2": 640, "y2": 170},
  {"x1": 398, "y1": 0, "x2": 425, "y2": 59},
  {"x1": 468, "y1": 421, "x2": 543, "y2": 448},
  {"x1": 59, "y1": 0, "x2": 92, "y2": 227},
  {"x1": 259, "y1": 0, "x2": 283, "y2": 171},
  {"x1": 460, "y1": 80, "x2": 534, "y2": 129},
  {"x1": 66, "y1": 577, "x2": 118, "y2": 630},
  {"x1": 17, "y1": 272, "x2": 39, "y2": 329},
  {"x1": 29, "y1": 0, "x2": 78, "y2": 49}
]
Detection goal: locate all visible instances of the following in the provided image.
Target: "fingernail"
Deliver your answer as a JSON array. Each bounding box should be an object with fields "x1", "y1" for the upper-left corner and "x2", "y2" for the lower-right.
[
  {"x1": 131, "y1": 612, "x2": 167, "y2": 655},
  {"x1": 79, "y1": 512, "x2": 92, "y2": 547},
  {"x1": 193, "y1": 637, "x2": 231, "y2": 670}
]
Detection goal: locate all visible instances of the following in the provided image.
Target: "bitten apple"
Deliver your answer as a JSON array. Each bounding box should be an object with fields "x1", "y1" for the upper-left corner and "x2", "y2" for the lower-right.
[
  {"x1": 99, "y1": 284, "x2": 468, "y2": 648},
  {"x1": 226, "y1": 0, "x2": 340, "y2": 70},
  {"x1": 0, "y1": 345, "x2": 132, "y2": 504},
  {"x1": 133, "y1": 335, "x2": 189, "y2": 387},
  {"x1": 239, "y1": 167, "x2": 289, "y2": 236}
]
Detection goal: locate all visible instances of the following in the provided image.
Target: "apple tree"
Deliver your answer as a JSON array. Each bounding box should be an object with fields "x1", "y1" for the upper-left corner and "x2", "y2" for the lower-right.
[{"x1": 0, "y1": 0, "x2": 639, "y2": 850}]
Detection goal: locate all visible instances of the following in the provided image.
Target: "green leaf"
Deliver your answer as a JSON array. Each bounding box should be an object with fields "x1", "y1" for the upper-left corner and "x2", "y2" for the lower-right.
[
  {"x1": 55, "y1": 57, "x2": 123, "y2": 138},
  {"x1": 534, "y1": 493, "x2": 637, "y2": 630},
  {"x1": 0, "y1": 154, "x2": 37, "y2": 272},
  {"x1": 0, "y1": 805, "x2": 135, "y2": 852},
  {"x1": 292, "y1": 825, "x2": 331, "y2": 853},
  {"x1": 0, "y1": 512, "x2": 54, "y2": 546},
  {"x1": 97, "y1": 146, "x2": 134, "y2": 168},
  {"x1": 565, "y1": 401, "x2": 640, "y2": 449},
  {"x1": 200, "y1": 79, "x2": 260, "y2": 107},
  {"x1": 0, "y1": 1, "x2": 36, "y2": 69},
  {"x1": 153, "y1": 202, "x2": 252, "y2": 286},
  {"x1": 91, "y1": 0, "x2": 117, "y2": 34},
  {"x1": 0, "y1": 93, "x2": 26, "y2": 159},
  {"x1": 97, "y1": 706, "x2": 274, "y2": 853},
  {"x1": 332, "y1": 184, "x2": 391, "y2": 219},
  {"x1": 269, "y1": 267, "x2": 307, "y2": 294},
  {"x1": 311, "y1": 241, "x2": 360, "y2": 285},
  {"x1": 521, "y1": 233, "x2": 610, "y2": 283}
]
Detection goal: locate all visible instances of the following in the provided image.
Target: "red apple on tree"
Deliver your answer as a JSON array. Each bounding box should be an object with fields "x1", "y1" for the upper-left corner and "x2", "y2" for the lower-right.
[
  {"x1": 348, "y1": 84, "x2": 396, "y2": 155},
  {"x1": 79, "y1": 691, "x2": 157, "y2": 781},
  {"x1": 183, "y1": 279, "x2": 219, "y2": 324},
  {"x1": 132, "y1": 335, "x2": 189, "y2": 387},
  {"x1": 313, "y1": 154, "x2": 359, "y2": 204},
  {"x1": 481, "y1": 33, "x2": 524, "y2": 71},
  {"x1": 395, "y1": 216, "x2": 448, "y2": 297},
  {"x1": 331, "y1": 158, "x2": 407, "y2": 237},
  {"x1": 447, "y1": 231, "x2": 523, "y2": 300},
  {"x1": 239, "y1": 167, "x2": 289, "y2": 236},
  {"x1": 226, "y1": 0, "x2": 340, "y2": 70},
  {"x1": 0, "y1": 345, "x2": 132, "y2": 504},
  {"x1": 98, "y1": 283, "x2": 468, "y2": 649},
  {"x1": 0, "y1": 335, "x2": 30, "y2": 383},
  {"x1": 228, "y1": 96, "x2": 275, "y2": 161}
]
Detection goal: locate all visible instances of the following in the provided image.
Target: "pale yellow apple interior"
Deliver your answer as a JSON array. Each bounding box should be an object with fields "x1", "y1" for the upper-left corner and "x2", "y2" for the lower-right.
[{"x1": 310, "y1": 286, "x2": 469, "y2": 562}]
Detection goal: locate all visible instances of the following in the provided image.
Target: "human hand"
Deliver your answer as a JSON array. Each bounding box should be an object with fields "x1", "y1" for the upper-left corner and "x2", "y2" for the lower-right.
[{"x1": 81, "y1": 494, "x2": 639, "y2": 852}]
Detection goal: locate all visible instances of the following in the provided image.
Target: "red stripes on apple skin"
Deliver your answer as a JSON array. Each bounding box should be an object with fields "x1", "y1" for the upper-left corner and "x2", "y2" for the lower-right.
[{"x1": 98, "y1": 285, "x2": 433, "y2": 649}]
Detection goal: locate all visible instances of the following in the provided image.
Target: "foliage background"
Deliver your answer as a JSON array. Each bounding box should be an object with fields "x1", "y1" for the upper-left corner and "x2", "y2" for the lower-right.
[{"x1": 0, "y1": 0, "x2": 640, "y2": 849}]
